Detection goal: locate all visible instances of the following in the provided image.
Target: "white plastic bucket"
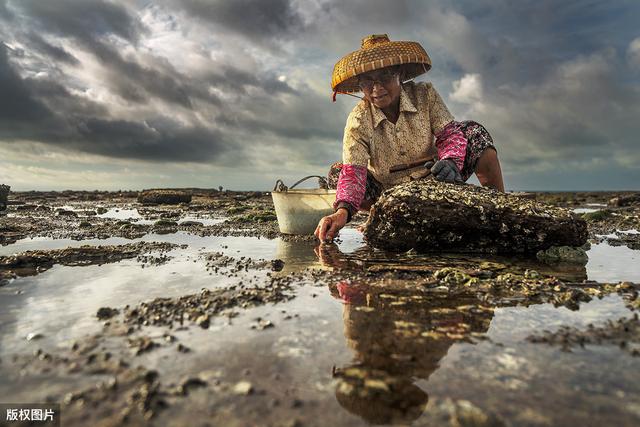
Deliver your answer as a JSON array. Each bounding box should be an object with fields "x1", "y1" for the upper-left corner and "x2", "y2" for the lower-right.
[{"x1": 271, "y1": 177, "x2": 336, "y2": 235}]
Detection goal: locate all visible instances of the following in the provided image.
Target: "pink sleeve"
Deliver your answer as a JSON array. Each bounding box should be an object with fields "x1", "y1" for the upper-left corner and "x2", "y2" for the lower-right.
[
  {"x1": 434, "y1": 121, "x2": 467, "y2": 171},
  {"x1": 333, "y1": 164, "x2": 367, "y2": 212}
]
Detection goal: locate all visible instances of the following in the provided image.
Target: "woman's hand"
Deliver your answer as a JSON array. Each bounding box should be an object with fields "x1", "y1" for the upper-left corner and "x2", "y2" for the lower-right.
[
  {"x1": 314, "y1": 208, "x2": 349, "y2": 242},
  {"x1": 424, "y1": 159, "x2": 463, "y2": 183}
]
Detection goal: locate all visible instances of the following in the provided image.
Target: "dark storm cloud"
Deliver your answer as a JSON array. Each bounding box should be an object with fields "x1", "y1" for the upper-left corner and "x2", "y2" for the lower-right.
[
  {"x1": 0, "y1": 44, "x2": 51, "y2": 122},
  {"x1": 0, "y1": 0, "x2": 12, "y2": 20},
  {"x1": 86, "y1": 40, "x2": 194, "y2": 108},
  {"x1": 0, "y1": 44, "x2": 229, "y2": 163},
  {"x1": 177, "y1": 0, "x2": 304, "y2": 41},
  {"x1": 14, "y1": 0, "x2": 143, "y2": 44},
  {"x1": 74, "y1": 117, "x2": 228, "y2": 162},
  {"x1": 26, "y1": 33, "x2": 80, "y2": 65},
  {"x1": 207, "y1": 65, "x2": 297, "y2": 96}
]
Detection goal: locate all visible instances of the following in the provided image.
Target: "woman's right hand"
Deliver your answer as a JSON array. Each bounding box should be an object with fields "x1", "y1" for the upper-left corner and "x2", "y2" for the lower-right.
[{"x1": 314, "y1": 208, "x2": 349, "y2": 242}]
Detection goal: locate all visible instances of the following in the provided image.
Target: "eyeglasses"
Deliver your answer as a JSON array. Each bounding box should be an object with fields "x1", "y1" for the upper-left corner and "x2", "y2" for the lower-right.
[{"x1": 357, "y1": 70, "x2": 399, "y2": 91}]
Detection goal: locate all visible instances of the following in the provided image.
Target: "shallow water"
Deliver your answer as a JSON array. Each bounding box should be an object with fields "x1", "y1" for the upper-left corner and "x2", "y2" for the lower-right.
[{"x1": 1, "y1": 212, "x2": 640, "y2": 425}]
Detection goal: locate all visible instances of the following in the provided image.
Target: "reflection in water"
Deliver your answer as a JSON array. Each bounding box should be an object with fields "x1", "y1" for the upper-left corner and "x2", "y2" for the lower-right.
[
  {"x1": 313, "y1": 241, "x2": 588, "y2": 283},
  {"x1": 328, "y1": 280, "x2": 494, "y2": 424}
]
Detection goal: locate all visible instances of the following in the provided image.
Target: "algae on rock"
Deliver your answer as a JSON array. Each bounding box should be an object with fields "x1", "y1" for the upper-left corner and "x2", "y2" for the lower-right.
[
  {"x1": 363, "y1": 180, "x2": 587, "y2": 254},
  {"x1": 0, "y1": 184, "x2": 9, "y2": 211}
]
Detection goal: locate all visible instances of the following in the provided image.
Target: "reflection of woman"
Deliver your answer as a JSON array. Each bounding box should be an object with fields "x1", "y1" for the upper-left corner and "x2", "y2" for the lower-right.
[
  {"x1": 316, "y1": 34, "x2": 505, "y2": 242},
  {"x1": 328, "y1": 280, "x2": 494, "y2": 424}
]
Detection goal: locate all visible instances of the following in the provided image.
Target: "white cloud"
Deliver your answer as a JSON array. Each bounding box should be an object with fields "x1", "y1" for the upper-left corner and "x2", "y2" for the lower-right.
[
  {"x1": 627, "y1": 37, "x2": 640, "y2": 69},
  {"x1": 450, "y1": 73, "x2": 483, "y2": 103},
  {"x1": 449, "y1": 73, "x2": 485, "y2": 114}
]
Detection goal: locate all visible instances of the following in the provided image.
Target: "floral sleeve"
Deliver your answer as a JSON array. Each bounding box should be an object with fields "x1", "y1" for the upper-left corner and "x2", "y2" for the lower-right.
[
  {"x1": 333, "y1": 164, "x2": 367, "y2": 218},
  {"x1": 434, "y1": 121, "x2": 467, "y2": 171}
]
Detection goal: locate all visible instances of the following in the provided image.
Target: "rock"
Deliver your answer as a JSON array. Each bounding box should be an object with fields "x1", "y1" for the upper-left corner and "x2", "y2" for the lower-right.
[
  {"x1": 232, "y1": 381, "x2": 254, "y2": 395},
  {"x1": 271, "y1": 259, "x2": 285, "y2": 272},
  {"x1": 581, "y1": 210, "x2": 612, "y2": 222},
  {"x1": 180, "y1": 221, "x2": 203, "y2": 227},
  {"x1": 55, "y1": 208, "x2": 77, "y2": 217},
  {"x1": 608, "y1": 193, "x2": 640, "y2": 207},
  {"x1": 363, "y1": 180, "x2": 588, "y2": 254},
  {"x1": 154, "y1": 219, "x2": 178, "y2": 227},
  {"x1": 195, "y1": 314, "x2": 210, "y2": 329},
  {"x1": 97, "y1": 307, "x2": 120, "y2": 320},
  {"x1": 0, "y1": 184, "x2": 9, "y2": 211},
  {"x1": 26, "y1": 332, "x2": 44, "y2": 341},
  {"x1": 137, "y1": 190, "x2": 192, "y2": 205},
  {"x1": 177, "y1": 377, "x2": 207, "y2": 395},
  {"x1": 177, "y1": 344, "x2": 190, "y2": 353},
  {"x1": 536, "y1": 246, "x2": 589, "y2": 264},
  {"x1": 96, "y1": 207, "x2": 108, "y2": 214}
]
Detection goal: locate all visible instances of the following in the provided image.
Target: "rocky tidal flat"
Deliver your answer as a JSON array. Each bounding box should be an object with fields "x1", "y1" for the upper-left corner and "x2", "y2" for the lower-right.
[{"x1": 1, "y1": 188, "x2": 639, "y2": 426}]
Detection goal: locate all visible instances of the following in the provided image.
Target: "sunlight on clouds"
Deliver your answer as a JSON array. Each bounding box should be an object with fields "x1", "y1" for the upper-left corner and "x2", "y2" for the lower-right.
[{"x1": 628, "y1": 37, "x2": 640, "y2": 69}]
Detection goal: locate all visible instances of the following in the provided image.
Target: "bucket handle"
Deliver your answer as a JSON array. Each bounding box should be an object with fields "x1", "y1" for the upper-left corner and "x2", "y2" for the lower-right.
[{"x1": 273, "y1": 175, "x2": 328, "y2": 192}]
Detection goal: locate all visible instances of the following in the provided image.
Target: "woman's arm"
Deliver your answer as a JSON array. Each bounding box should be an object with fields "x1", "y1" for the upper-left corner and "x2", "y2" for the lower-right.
[
  {"x1": 333, "y1": 108, "x2": 372, "y2": 221},
  {"x1": 434, "y1": 121, "x2": 467, "y2": 171},
  {"x1": 427, "y1": 84, "x2": 468, "y2": 171},
  {"x1": 334, "y1": 164, "x2": 367, "y2": 221}
]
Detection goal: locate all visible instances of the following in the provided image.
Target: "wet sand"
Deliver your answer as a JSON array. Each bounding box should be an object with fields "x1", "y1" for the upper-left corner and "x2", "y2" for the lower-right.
[{"x1": 1, "y1": 189, "x2": 639, "y2": 426}]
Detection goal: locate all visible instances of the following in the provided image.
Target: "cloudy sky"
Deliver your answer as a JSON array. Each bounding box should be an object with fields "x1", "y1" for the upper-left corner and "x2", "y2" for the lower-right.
[{"x1": 1, "y1": 0, "x2": 639, "y2": 191}]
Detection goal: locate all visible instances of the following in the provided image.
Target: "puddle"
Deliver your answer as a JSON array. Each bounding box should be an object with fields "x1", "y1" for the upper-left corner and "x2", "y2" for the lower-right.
[
  {"x1": 573, "y1": 207, "x2": 599, "y2": 214},
  {"x1": 586, "y1": 243, "x2": 640, "y2": 282}
]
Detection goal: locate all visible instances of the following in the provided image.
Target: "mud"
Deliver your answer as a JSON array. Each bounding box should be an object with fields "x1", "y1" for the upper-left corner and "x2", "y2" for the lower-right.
[
  {"x1": 1, "y1": 189, "x2": 640, "y2": 426},
  {"x1": 364, "y1": 180, "x2": 587, "y2": 254}
]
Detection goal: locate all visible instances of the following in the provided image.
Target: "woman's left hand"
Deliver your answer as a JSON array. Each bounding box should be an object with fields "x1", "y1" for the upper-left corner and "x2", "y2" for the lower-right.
[{"x1": 424, "y1": 159, "x2": 463, "y2": 183}]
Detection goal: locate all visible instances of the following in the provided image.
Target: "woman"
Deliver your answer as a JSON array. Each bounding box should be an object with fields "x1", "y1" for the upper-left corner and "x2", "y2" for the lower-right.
[{"x1": 315, "y1": 34, "x2": 504, "y2": 242}]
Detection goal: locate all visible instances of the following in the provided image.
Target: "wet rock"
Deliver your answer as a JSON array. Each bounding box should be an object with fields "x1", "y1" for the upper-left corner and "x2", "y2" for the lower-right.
[
  {"x1": 97, "y1": 307, "x2": 120, "y2": 320},
  {"x1": 26, "y1": 332, "x2": 44, "y2": 341},
  {"x1": 0, "y1": 242, "x2": 178, "y2": 281},
  {"x1": 608, "y1": 193, "x2": 640, "y2": 207},
  {"x1": 195, "y1": 314, "x2": 210, "y2": 329},
  {"x1": 128, "y1": 336, "x2": 157, "y2": 355},
  {"x1": 536, "y1": 246, "x2": 588, "y2": 264},
  {"x1": 180, "y1": 220, "x2": 203, "y2": 227},
  {"x1": 55, "y1": 208, "x2": 77, "y2": 217},
  {"x1": 363, "y1": 180, "x2": 587, "y2": 254},
  {"x1": 96, "y1": 207, "x2": 108, "y2": 214},
  {"x1": 528, "y1": 313, "x2": 640, "y2": 356},
  {"x1": 177, "y1": 377, "x2": 207, "y2": 395},
  {"x1": 0, "y1": 184, "x2": 8, "y2": 211},
  {"x1": 250, "y1": 318, "x2": 274, "y2": 330},
  {"x1": 581, "y1": 210, "x2": 612, "y2": 222},
  {"x1": 177, "y1": 344, "x2": 190, "y2": 353},
  {"x1": 271, "y1": 259, "x2": 285, "y2": 272},
  {"x1": 232, "y1": 381, "x2": 254, "y2": 395},
  {"x1": 137, "y1": 190, "x2": 191, "y2": 205},
  {"x1": 154, "y1": 219, "x2": 178, "y2": 227}
]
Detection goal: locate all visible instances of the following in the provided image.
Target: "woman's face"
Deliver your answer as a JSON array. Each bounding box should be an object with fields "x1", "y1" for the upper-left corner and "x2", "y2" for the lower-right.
[{"x1": 358, "y1": 67, "x2": 402, "y2": 110}]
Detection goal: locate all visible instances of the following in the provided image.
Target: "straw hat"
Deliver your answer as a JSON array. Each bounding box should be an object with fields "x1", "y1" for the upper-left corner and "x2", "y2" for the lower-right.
[{"x1": 331, "y1": 34, "x2": 431, "y2": 95}]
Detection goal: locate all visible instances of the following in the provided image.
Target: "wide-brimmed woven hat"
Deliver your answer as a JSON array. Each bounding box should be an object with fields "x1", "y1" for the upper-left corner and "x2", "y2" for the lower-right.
[{"x1": 331, "y1": 34, "x2": 431, "y2": 96}]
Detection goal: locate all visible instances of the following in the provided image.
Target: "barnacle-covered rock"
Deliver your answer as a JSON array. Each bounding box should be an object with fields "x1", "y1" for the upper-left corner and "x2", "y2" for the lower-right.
[
  {"x1": 137, "y1": 189, "x2": 191, "y2": 205},
  {"x1": 0, "y1": 184, "x2": 9, "y2": 211},
  {"x1": 536, "y1": 246, "x2": 588, "y2": 264},
  {"x1": 363, "y1": 180, "x2": 587, "y2": 254}
]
